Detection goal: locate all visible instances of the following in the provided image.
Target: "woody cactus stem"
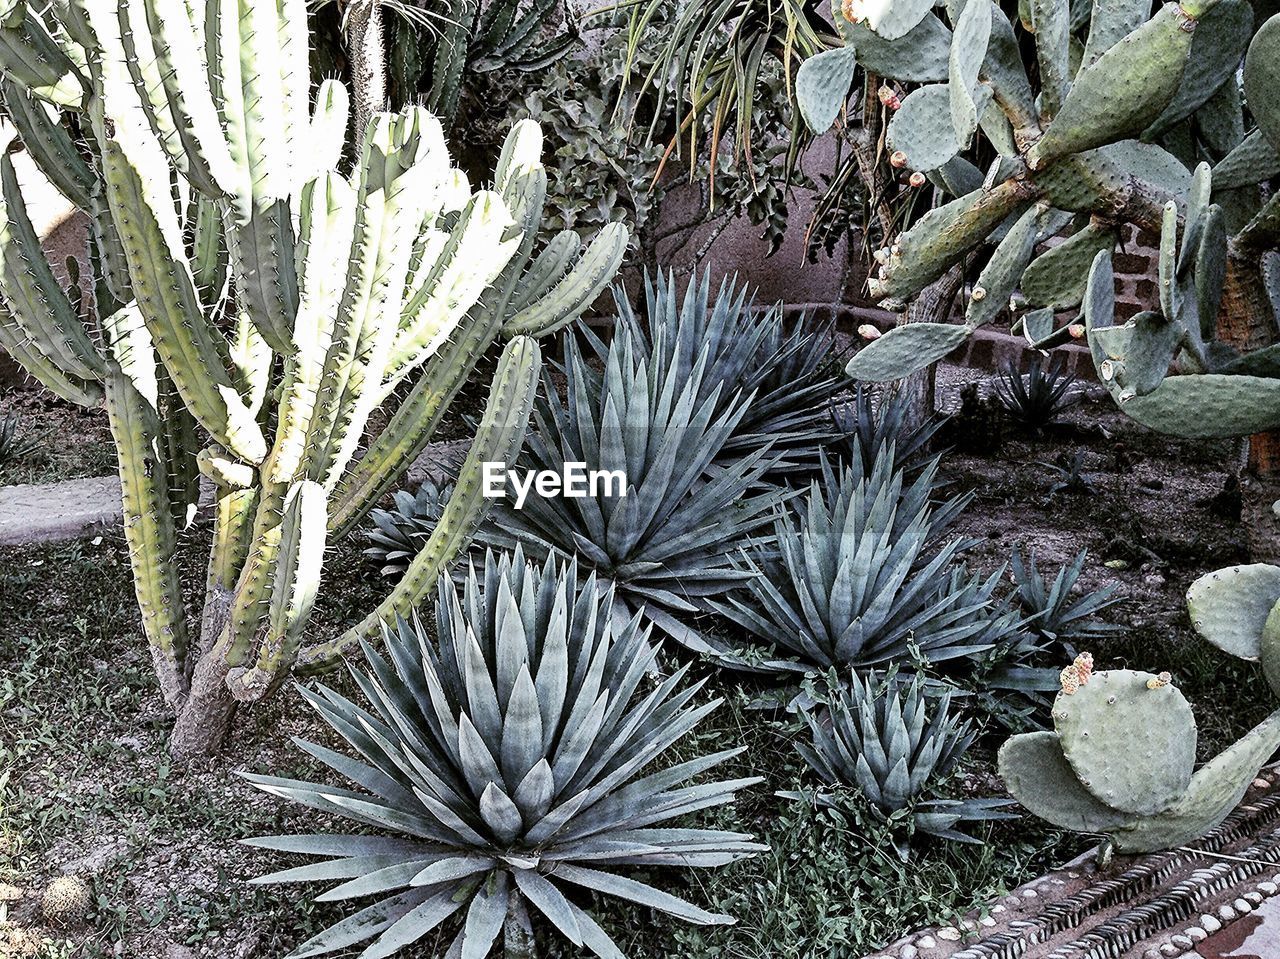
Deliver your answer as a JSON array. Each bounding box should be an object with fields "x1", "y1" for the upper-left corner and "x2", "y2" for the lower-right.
[
  {"x1": 346, "y1": 0, "x2": 386, "y2": 153},
  {"x1": 0, "y1": 0, "x2": 627, "y2": 757}
]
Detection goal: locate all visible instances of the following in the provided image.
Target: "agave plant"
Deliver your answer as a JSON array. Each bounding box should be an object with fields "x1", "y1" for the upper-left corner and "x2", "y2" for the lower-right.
[
  {"x1": 244, "y1": 548, "x2": 764, "y2": 958},
  {"x1": 993, "y1": 355, "x2": 1080, "y2": 431},
  {"x1": 0, "y1": 412, "x2": 42, "y2": 466},
  {"x1": 364, "y1": 479, "x2": 455, "y2": 578},
  {"x1": 782, "y1": 671, "x2": 1017, "y2": 859},
  {"x1": 1010, "y1": 549, "x2": 1122, "y2": 653},
  {"x1": 711, "y1": 452, "x2": 1020, "y2": 676},
  {"x1": 601, "y1": 270, "x2": 844, "y2": 470},
  {"x1": 830, "y1": 385, "x2": 945, "y2": 477},
  {"x1": 484, "y1": 326, "x2": 791, "y2": 648}
]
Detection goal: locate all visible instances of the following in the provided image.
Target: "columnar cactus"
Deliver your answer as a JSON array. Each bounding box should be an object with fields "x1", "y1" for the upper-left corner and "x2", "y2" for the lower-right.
[
  {"x1": 796, "y1": 0, "x2": 1280, "y2": 419},
  {"x1": 1001, "y1": 654, "x2": 1280, "y2": 853},
  {"x1": 0, "y1": 0, "x2": 627, "y2": 756}
]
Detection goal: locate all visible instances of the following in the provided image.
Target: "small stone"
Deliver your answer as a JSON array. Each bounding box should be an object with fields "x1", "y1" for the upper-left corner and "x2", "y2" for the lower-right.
[
  {"x1": 1050, "y1": 878, "x2": 1066, "y2": 886},
  {"x1": 1246, "y1": 892, "x2": 1264, "y2": 905},
  {"x1": 1067, "y1": 871, "x2": 1081, "y2": 879},
  {"x1": 1022, "y1": 888, "x2": 1038, "y2": 898},
  {"x1": 937, "y1": 927, "x2": 961, "y2": 942},
  {"x1": 1219, "y1": 904, "x2": 1237, "y2": 921},
  {"x1": 1260, "y1": 881, "x2": 1277, "y2": 895},
  {"x1": 899, "y1": 947, "x2": 918, "y2": 959},
  {"x1": 1159, "y1": 945, "x2": 1178, "y2": 958},
  {"x1": 916, "y1": 936, "x2": 937, "y2": 949},
  {"x1": 1253, "y1": 778, "x2": 1270, "y2": 789},
  {"x1": 1003, "y1": 896, "x2": 1021, "y2": 908},
  {"x1": 1201, "y1": 914, "x2": 1222, "y2": 933},
  {"x1": 1186, "y1": 927, "x2": 1207, "y2": 942},
  {"x1": 992, "y1": 905, "x2": 1006, "y2": 914},
  {"x1": 1234, "y1": 898, "x2": 1253, "y2": 913},
  {"x1": 980, "y1": 916, "x2": 996, "y2": 927},
  {"x1": 1171, "y1": 935, "x2": 1193, "y2": 949}
]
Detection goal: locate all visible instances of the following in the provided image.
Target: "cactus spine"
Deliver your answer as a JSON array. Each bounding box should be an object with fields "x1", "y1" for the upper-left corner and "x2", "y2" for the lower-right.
[{"x1": 0, "y1": 0, "x2": 627, "y2": 756}]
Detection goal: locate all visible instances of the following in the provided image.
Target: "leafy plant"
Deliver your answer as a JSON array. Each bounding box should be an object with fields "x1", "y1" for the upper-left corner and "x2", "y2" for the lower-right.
[
  {"x1": 0, "y1": 412, "x2": 43, "y2": 466},
  {"x1": 711, "y1": 452, "x2": 1021, "y2": 677},
  {"x1": 245, "y1": 549, "x2": 765, "y2": 958},
  {"x1": 1041, "y1": 452, "x2": 1097, "y2": 498},
  {"x1": 603, "y1": 270, "x2": 844, "y2": 470},
  {"x1": 782, "y1": 670, "x2": 1016, "y2": 859},
  {"x1": 993, "y1": 356, "x2": 1080, "y2": 431},
  {"x1": 1010, "y1": 549, "x2": 1122, "y2": 652},
  {"x1": 484, "y1": 327, "x2": 790, "y2": 648},
  {"x1": 830, "y1": 385, "x2": 945, "y2": 476},
  {"x1": 363, "y1": 478, "x2": 455, "y2": 578},
  {"x1": 0, "y1": 2, "x2": 627, "y2": 756}
]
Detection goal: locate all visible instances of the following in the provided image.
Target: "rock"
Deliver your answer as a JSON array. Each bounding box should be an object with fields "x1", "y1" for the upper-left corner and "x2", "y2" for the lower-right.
[
  {"x1": 1259, "y1": 881, "x2": 1278, "y2": 895},
  {"x1": 1245, "y1": 891, "x2": 1264, "y2": 905},
  {"x1": 1186, "y1": 927, "x2": 1207, "y2": 942},
  {"x1": 1159, "y1": 945, "x2": 1178, "y2": 957},
  {"x1": 1201, "y1": 914, "x2": 1222, "y2": 932},
  {"x1": 899, "y1": 946, "x2": 918, "y2": 959},
  {"x1": 937, "y1": 927, "x2": 961, "y2": 942},
  {"x1": 1022, "y1": 888, "x2": 1038, "y2": 898},
  {"x1": 1171, "y1": 935, "x2": 1193, "y2": 949},
  {"x1": 1218, "y1": 904, "x2": 1237, "y2": 922},
  {"x1": 915, "y1": 936, "x2": 937, "y2": 949},
  {"x1": 992, "y1": 905, "x2": 1006, "y2": 914},
  {"x1": 1233, "y1": 897, "x2": 1253, "y2": 913},
  {"x1": 979, "y1": 916, "x2": 996, "y2": 927}
]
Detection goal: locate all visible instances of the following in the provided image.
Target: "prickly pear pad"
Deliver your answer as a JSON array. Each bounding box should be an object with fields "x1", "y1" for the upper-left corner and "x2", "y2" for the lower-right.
[
  {"x1": 998, "y1": 731, "x2": 1138, "y2": 833},
  {"x1": 1053, "y1": 669, "x2": 1196, "y2": 816}
]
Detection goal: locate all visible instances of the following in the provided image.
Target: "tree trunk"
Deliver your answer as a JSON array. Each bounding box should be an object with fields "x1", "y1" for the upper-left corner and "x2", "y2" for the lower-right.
[
  {"x1": 1216, "y1": 250, "x2": 1280, "y2": 562},
  {"x1": 169, "y1": 586, "x2": 238, "y2": 760},
  {"x1": 347, "y1": 0, "x2": 385, "y2": 150},
  {"x1": 503, "y1": 890, "x2": 537, "y2": 959},
  {"x1": 896, "y1": 266, "x2": 964, "y2": 429}
]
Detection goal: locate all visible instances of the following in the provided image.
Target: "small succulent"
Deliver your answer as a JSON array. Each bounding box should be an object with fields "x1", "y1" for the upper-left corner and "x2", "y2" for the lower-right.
[
  {"x1": 484, "y1": 327, "x2": 790, "y2": 648},
  {"x1": 783, "y1": 671, "x2": 1016, "y2": 859},
  {"x1": 605, "y1": 270, "x2": 844, "y2": 470},
  {"x1": 0, "y1": 412, "x2": 43, "y2": 466},
  {"x1": 994, "y1": 355, "x2": 1080, "y2": 431},
  {"x1": 830, "y1": 385, "x2": 945, "y2": 477},
  {"x1": 1011, "y1": 549, "x2": 1122, "y2": 653},
  {"x1": 363, "y1": 479, "x2": 455, "y2": 578},
  {"x1": 1041, "y1": 451, "x2": 1096, "y2": 498},
  {"x1": 943, "y1": 382, "x2": 1005, "y2": 455},
  {"x1": 246, "y1": 549, "x2": 764, "y2": 958},
  {"x1": 39, "y1": 876, "x2": 90, "y2": 927},
  {"x1": 711, "y1": 452, "x2": 1021, "y2": 677}
]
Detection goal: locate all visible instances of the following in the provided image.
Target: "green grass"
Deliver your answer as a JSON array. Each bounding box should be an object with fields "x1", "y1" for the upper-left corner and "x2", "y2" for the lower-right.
[{"x1": 0, "y1": 532, "x2": 1068, "y2": 958}]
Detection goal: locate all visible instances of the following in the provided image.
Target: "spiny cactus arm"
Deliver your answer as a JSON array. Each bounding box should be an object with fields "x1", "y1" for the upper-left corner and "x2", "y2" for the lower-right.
[
  {"x1": 227, "y1": 480, "x2": 327, "y2": 702},
  {"x1": 189, "y1": 194, "x2": 228, "y2": 304},
  {"x1": 1021, "y1": 221, "x2": 1121, "y2": 310},
  {"x1": 381, "y1": 190, "x2": 521, "y2": 386},
  {"x1": 963, "y1": 203, "x2": 1044, "y2": 329},
  {"x1": 101, "y1": 305, "x2": 190, "y2": 709},
  {"x1": 1027, "y1": 0, "x2": 1068, "y2": 119},
  {"x1": 0, "y1": 300, "x2": 102, "y2": 406},
  {"x1": 157, "y1": 367, "x2": 203, "y2": 529},
  {"x1": 198, "y1": 448, "x2": 259, "y2": 597},
  {"x1": 302, "y1": 111, "x2": 454, "y2": 490},
  {"x1": 0, "y1": 149, "x2": 105, "y2": 381},
  {"x1": 0, "y1": 3, "x2": 84, "y2": 107},
  {"x1": 0, "y1": 77, "x2": 95, "y2": 211},
  {"x1": 298, "y1": 79, "x2": 350, "y2": 193},
  {"x1": 296, "y1": 335, "x2": 542, "y2": 674},
  {"x1": 268, "y1": 170, "x2": 355, "y2": 485},
  {"x1": 133, "y1": 0, "x2": 239, "y2": 199},
  {"x1": 329, "y1": 307, "x2": 506, "y2": 540},
  {"x1": 1025, "y1": 4, "x2": 1197, "y2": 171},
  {"x1": 1187, "y1": 564, "x2": 1280, "y2": 662},
  {"x1": 502, "y1": 221, "x2": 630, "y2": 338},
  {"x1": 1111, "y1": 706, "x2": 1280, "y2": 853},
  {"x1": 95, "y1": 119, "x2": 268, "y2": 463},
  {"x1": 227, "y1": 308, "x2": 273, "y2": 419}
]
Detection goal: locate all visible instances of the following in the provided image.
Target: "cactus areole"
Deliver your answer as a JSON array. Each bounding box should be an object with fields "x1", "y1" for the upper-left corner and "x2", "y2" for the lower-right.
[{"x1": 0, "y1": 0, "x2": 627, "y2": 756}]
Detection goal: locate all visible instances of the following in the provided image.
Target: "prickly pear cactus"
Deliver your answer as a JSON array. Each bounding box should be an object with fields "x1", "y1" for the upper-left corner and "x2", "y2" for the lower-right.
[
  {"x1": 0, "y1": 0, "x2": 628, "y2": 756},
  {"x1": 1002, "y1": 640, "x2": 1280, "y2": 853},
  {"x1": 797, "y1": 0, "x2": 1280, "y2": 419}
]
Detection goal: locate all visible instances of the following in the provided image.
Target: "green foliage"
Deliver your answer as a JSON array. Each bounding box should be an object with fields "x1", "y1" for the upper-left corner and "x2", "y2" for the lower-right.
[
  {"x1": 710, "y1": 452, "x2": 1022, "y2": 678},
  {"x1": 363, "y1": 478, "x2": 455, "y2": 578},
  {"x1": 245, "y1": 549, "x2": 764, "y2": 958},
  {"x1": 1009, "y1": 549, "x2": 1122, "y2": 652},
  {"x1": 993, "y1": 356, "x2": 1080, "y2": 431},
  {"x1": 784, "y1": 671, "x2": 1017, "y2": 859},
  {"x1": 483, "y1": 326, "x2": 790, "y2": 649}
]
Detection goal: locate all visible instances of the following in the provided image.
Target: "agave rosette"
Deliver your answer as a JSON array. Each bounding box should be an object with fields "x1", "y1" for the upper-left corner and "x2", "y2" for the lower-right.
[{"x1": 244, "y1": 549, "x2": 764, "y2": 958}]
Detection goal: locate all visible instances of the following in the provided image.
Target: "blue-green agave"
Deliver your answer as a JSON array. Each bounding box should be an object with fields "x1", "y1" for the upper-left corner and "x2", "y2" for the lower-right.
[{"x1": 244, "y1": 549, "x2": 764, "y2": 958}]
